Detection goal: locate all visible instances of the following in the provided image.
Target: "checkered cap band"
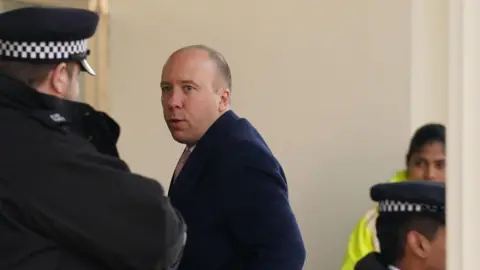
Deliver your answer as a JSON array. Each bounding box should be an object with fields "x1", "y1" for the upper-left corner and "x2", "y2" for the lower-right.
[
  {"x1": 379, "y1": 200, "x2": 444, "y2": 213},
  {"x1": 0, "y1": 39, "x2": 88, "y2": 60}
]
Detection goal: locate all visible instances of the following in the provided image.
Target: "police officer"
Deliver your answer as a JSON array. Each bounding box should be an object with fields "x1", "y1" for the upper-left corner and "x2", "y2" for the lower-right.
[
  {"x1": 0, "y1": 7, "x2": 186, "y2": 270},
  {"x1": 354, "y1": 181, "x2": 446, "y2": 270}
]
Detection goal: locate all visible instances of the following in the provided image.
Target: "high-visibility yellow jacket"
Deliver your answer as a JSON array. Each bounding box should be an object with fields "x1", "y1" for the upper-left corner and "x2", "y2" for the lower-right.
[{"x1": 340, "y1": 171, "x2": 407, "y2": 270}]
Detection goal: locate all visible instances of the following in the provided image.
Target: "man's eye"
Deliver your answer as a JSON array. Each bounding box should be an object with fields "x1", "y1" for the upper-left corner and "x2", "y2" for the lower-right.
[
  {"x1": 161, "y1": 86, "x2": 171, "y2": 92},
  {"x1": 183, "y1": 85, "x2": 194, "y2": 91}
]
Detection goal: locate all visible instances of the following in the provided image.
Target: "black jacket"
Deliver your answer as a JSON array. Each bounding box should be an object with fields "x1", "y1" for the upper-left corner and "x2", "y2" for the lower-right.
[
  {"x1": 0, "y1": 74, "x2": 186, "y2": 270},
  {"x1": 355, "y1": 252, "x2": 390, "y2": 270}
]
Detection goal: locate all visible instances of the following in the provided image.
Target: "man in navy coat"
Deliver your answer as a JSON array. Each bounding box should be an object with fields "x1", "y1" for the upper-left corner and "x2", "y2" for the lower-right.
[{"x1": 161, "y1": 44, "x2": 306, "y2": 270}]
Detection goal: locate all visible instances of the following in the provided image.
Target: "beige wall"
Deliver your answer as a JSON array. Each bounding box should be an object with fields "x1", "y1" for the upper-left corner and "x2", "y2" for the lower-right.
[
  {"x1": 446, "y1": 1, "x2": 480, "y2": 268},
  {"x1": 109, "y1": 0, "x2": 416, "y2": 269},
  {"x1": 409, "y1": 0, "x2": 448, "y2": 133}
]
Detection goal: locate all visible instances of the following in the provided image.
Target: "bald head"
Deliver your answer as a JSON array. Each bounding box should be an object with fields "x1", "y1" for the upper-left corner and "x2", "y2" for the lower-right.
[
  {"x1": 160, "y1": 45, "x2": 231, "y2": 145},
  {"x1": 168, "y1": 45, "x2": 232, "y2": 91}
]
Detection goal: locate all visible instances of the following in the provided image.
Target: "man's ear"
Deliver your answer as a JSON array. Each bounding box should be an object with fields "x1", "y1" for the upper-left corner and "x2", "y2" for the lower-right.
[
  {"x1": 406, "y1": 231, "x2": 432, "y2": 259},
  {"x1": 50, "y1": 62, "x2": 70, "y2": 96},
  {"x1": 218, "y1": 88, "x2": 230, "y2": 111}
]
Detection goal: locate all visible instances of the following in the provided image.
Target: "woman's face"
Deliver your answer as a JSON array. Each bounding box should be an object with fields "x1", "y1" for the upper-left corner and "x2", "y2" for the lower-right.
[{"x1": 407, "y1": 142, "x2": 446, "y2": 182}]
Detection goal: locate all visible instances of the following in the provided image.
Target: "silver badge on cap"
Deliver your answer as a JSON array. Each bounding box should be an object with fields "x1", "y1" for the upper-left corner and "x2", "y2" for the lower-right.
[{"x1": 80, "y1": 58, "x2": 96, "y2": 76}]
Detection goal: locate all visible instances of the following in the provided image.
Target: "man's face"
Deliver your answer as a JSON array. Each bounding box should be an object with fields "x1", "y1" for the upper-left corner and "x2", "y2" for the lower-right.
[
  {"x1": 407, "y1": 142, "x2": 446, "y2": 183},
  {"x1": 160, "y1": 49, "x2": 229, "y2": 145}
]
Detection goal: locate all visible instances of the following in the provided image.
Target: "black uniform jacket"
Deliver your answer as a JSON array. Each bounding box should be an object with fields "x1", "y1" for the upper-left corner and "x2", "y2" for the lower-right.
[
  {"x1": 355, "y1": 252, "x2": 390, "y2": 270},
  {"x1": 0, "y1": 74, "x2": 186, "y2": 270}
]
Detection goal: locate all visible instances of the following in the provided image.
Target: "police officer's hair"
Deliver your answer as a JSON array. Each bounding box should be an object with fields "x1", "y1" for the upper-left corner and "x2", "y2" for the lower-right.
[
  {"x1": 376, "y1": 213, "x2": 445, "y2": 265},
  {"x1": 175, "y1": 44, "x2": 232, "y2": 91},
  {"x1": 406, "y1": 123, "x2": 446, "y2": 163},
  {"x1": 0, "y1": 61, "x2": 76, "y2": 88}
]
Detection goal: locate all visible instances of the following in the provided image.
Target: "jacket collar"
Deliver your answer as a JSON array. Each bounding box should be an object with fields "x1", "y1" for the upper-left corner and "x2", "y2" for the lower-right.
[
  {"x1": 168, "y1": 110, "x2": 239, "y2": 196},
  {"x1": 355, "y1": 252, "x2": 389, "y2": 270},
  {"x1": 0, "y1": 74, "x2": 121, "y2": 157}
]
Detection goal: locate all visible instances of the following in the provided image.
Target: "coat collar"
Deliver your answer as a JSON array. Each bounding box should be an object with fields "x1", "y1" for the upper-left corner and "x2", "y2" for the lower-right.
[
  {"x1": 168, "y1": 110, "x2": 239, "y2": 196},
  {"x1": 0, "y1": 74, "x2": 121, "y2": 157},
  {"x1": 355, "y1": 252, "x2": 389, "y2": 270}
]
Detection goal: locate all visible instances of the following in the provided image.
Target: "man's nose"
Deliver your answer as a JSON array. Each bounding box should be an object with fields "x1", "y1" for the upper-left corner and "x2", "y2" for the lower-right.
[{"x1": 166, "y1": 89, "x2": 183, "y2": 108}]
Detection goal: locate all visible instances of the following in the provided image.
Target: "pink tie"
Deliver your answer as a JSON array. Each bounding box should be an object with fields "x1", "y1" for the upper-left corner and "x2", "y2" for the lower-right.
[{"x1": 173, "y1": 147, "x2": 191, "y2": 180}]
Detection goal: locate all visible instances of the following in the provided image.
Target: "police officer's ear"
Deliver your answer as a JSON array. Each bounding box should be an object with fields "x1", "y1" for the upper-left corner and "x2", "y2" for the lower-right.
[
  {"x1": 50, "y1": 62, "x2": 72, "y2": 96},
  {"x1": 406, "y1": 230, "x2": 432, "y2": 259}
]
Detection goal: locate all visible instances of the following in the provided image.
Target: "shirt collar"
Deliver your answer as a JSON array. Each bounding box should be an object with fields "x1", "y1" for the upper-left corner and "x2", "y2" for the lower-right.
[{"x1": 388, "y1": 265, "x2": 400, "y2": 270}]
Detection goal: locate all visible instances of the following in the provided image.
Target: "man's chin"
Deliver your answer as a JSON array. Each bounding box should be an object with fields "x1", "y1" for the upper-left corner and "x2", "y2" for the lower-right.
[{"x1": 170, "y1": 130, "x2": 191, "y2": 145}]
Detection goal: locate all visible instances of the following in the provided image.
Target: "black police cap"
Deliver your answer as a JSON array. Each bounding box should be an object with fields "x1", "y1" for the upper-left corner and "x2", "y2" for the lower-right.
[
  {"x1": 0, "y1": 7, "x2": 99, "y2": 75},
  {"x1": 370, "y1": 181, "x2": 445, "y2": 216}
]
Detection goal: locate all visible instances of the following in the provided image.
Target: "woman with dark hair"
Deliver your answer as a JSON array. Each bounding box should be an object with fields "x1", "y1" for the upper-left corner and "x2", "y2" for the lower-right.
[{"x1": 340, "y1": 123, "x2": 446, "y2": 270}]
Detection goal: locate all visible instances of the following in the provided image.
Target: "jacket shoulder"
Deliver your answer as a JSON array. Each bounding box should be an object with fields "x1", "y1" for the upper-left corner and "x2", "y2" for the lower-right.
[
  {"x1": 225, "y1": 130, "x2": 281, "y2": 172},
  {"x1": 0, "y1": 107, "x2": 97, "y2": 156}
]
